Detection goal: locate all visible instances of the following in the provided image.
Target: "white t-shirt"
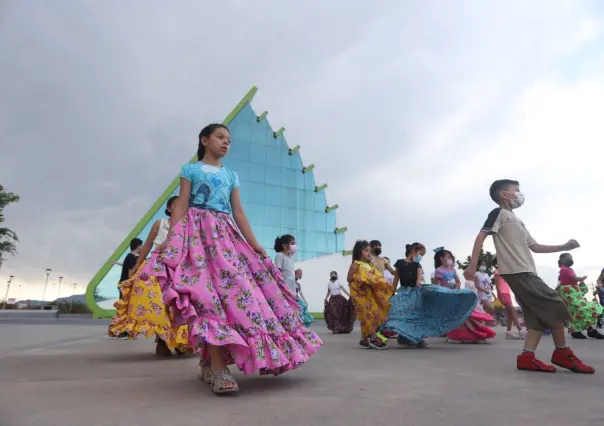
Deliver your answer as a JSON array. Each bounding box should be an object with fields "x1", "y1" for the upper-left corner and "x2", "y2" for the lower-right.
[
  {"x1": 274, "y1": 252, "x2": 296, "y2": 293},
  {"x1": 475, "y1": 271, "x2": 493, "y2": 301},
  {"x1": 328, "y1": 280, "x2": 341, "y2": 295},
  {"x1": 153, "y1": 219, "x2": 170, "y2": 246},
  {"x1": 383, "y1": 270, "x2": 394, "y2": 284}
]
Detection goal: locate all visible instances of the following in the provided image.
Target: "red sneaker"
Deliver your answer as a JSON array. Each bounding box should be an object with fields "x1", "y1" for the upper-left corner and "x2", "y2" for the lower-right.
[
  {"x1": 517, "y1": 351, "x2": 557, "y2": 372},
  {"x1": 551, "y1": 348, "x2": 595, "y2": 374}
]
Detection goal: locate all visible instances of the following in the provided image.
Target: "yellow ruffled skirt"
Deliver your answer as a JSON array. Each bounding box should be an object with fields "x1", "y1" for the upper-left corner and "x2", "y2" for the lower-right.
[{"x1": 108, "y1": 260, "x2": 191, "y2": 352}]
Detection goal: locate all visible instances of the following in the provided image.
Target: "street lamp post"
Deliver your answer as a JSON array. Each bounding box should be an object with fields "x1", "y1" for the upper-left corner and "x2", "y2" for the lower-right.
[
  {"x1": 42, "y1": 268, "x2": 51, "y2": 305},
  {"x1": 69, "y1": 283, "x2": 78, "y2": 315},
  {"x1": 58, "y1": 276, "x2": 63, "y2": 300},
  {"x1": 2, "y1": 275, "x2": 14, "y2": 310}
]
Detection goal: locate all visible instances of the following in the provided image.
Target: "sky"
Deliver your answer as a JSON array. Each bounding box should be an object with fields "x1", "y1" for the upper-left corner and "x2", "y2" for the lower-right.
[{"x1": 1, "y1": 0, "x2": 604, "y2": 301}]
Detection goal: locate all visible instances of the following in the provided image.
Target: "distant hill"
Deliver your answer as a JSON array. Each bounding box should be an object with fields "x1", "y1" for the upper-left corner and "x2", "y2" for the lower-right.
[
  {"x1": 16, "y1": 294, "x2": 87, "y2": 305},
  {"x1": 54, "y1": 294, "x2": 87, "y2": 304}
]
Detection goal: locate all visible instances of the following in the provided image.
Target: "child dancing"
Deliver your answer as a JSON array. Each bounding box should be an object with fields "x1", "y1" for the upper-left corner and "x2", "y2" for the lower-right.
[
  {"x1": 465, "y1": 179, "x2": 593, "y2": 373},
  {"x1": 109, "y1": 196, "x2": 190, "y2": 356},
  {"x1": 150, "y1": 124, "x2": 322, "y2": 394},
  {"x1": 474, "y1": 259, "x2": 496, "y2": 315},
  {"x1": 347, "y1": 240, "x2": 392, "y2": 349},
  {"x1": 324, "y1": 271, "x2": 355, "y2": 334},
  {"x1": 295, "y1": 269, "x2": 314, "y2": 327},
  {"x1": 381, "y1": 243, "x2": 476, "y2": 348},
  {"x1": 556, "y1": 253, "x2": 604, "y2": 340},
  {"x1": 493, "y1": 256, "x2": 526, "y2": 340}
]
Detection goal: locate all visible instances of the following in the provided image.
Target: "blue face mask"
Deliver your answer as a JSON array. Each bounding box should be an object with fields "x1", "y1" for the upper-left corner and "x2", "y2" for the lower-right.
[{"x1": 413, "y1": 255, "x2": 423, "y2": 263}]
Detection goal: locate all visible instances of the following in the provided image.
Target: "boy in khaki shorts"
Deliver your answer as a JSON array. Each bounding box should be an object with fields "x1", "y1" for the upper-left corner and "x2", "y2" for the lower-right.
[{"x1": 464, "y1": 179, "x2": 594, "y2": 374}]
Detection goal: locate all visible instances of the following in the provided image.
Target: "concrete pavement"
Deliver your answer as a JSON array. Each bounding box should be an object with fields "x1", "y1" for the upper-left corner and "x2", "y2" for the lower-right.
[{"x1": 1, "y1": 319, "x2": 604, "y2": 426}]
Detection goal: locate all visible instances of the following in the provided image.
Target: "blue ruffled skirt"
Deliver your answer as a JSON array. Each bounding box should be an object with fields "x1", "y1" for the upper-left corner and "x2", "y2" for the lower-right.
[
  {"x1": 298, "y1": 297, "x2": 314, "y2": 327},
  {"x1": 382, "y1": 285, "x2": 477, "y2": 344}
]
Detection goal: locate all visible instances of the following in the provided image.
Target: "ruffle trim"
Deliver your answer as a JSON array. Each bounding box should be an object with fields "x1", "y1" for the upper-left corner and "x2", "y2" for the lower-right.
[
  {"x1": 107, "y1": 273, "x2": 191, "y2": 352},
  {"x1": 159, "y1": 280, "x2": 322, "y2": 376},
  {"x1": 188, "y1": 316, "x2": 322, "y2": 376}
]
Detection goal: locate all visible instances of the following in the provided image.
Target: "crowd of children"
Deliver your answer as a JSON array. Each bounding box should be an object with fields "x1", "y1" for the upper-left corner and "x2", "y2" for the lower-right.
[{"x1": 108, "y1": 124, "x2": 601, "y2": 398}]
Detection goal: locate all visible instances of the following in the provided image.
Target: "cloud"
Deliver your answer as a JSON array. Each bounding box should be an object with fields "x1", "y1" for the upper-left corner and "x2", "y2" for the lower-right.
[{"x1": 1, "y1": 0, "x2": 604, "y2": 298}]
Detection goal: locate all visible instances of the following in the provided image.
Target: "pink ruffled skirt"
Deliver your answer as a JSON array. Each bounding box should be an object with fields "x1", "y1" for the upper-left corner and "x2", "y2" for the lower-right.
[
  {"x1": 148, "y1": 208, "x2": 322, "y2": 376},
  {"x1": 447, "y1": 303, "x2": 496, "y2": 343}
]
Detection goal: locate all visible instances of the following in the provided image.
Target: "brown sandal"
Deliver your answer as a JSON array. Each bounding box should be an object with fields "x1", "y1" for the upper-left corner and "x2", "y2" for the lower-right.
[{"x1": 211, "y1": 369, "x2": 239, "y2": 394}]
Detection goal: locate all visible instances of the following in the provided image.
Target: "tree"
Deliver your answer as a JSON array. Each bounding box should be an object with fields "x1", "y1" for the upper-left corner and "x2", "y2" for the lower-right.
[
  {"x1": 456, "y1": 248, "x2": 496, "y2": 277},
  {"x1": 0, "y1": 185, "x2": 20, "y2": 269}
]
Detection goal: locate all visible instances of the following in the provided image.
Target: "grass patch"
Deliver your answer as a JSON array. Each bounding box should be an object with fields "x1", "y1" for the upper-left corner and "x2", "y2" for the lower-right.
[{"x1": 310, "y1": 312, "x2": 324, "y2": 320}]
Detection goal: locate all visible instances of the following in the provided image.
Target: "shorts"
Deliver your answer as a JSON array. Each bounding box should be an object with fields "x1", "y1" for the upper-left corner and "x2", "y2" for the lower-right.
[
  {"x1": 501, "y1": 272, "x2": 570, "y2": 331},
  {"x1": 499, "y1": 293, "x2": 513, "y2": 306}
]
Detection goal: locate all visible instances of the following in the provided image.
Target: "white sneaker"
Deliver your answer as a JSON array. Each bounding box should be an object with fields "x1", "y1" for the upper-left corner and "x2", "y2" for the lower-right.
[
  {"x1": 518, "y1": 328, "x2": 528, "y2": 338},
  {"x1": 505, "y1": 330, "x2": 523, "y2": 340}
]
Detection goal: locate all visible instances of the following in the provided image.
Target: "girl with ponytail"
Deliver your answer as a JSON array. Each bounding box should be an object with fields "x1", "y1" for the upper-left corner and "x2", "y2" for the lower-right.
[
  {"x1": 380, "y1": 243, "x2": 477, "y2": 348},
  {"x1": 148, "y1": 124, "x2": 322, "y2": 394},
  {"x1": 273, "y1": 234, "x2": 297, "y2": 294},
  {"x1": 109, "y1": 196, "x2": 191, "y2": 356}
]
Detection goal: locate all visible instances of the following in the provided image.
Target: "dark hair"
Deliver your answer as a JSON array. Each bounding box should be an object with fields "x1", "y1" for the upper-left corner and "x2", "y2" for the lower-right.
[
  {"x1": 492, "y1": 256, "x2": 498, "y2": 268},
  {"x1": 197, "y1": 123, "x2": 229, "y2": 161},
  {"x1": 352, "y1": 240, "x2": 370, "y2": 261},
  {"x1": 274, "y1": 234, "x2": 295, "y2": 252},
  {"x1": 164, "y1": 196, "x2": 178, "y2": 217},
  {"x1": 558, "y1": 253, "x2": 571, "y2": 267},
  {"x1": 369, "y1": 240, "x2": 381, "y2": 247},
  {"x1": 489, "y1": 179, "x2": 520, "y2": 203},
  {"x1": 433, "y1": 249, "x2": 455, "y2": 268},
  {"x1": 130, "y1": 238, "x2": 143, "y2": 251},
  {"x1": 405, "y1": 242, "x2": 425, "y2": 257},
  {"x1": 330, "y1": 270, "x2": 338, "y2": 276}
]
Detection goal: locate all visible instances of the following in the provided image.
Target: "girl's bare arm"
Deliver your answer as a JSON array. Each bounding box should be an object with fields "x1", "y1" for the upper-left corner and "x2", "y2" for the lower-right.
[
  {"x1": 347, "y1": 263, "x2": 359, "y2": 283},
  {"x1": 133, "y1": 220, "x2": 160, "y2": 271}
]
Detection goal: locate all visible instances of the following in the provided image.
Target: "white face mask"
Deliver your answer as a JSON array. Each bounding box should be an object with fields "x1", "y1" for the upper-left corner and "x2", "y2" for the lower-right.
[
  {"x1": 289, "y1": 244, "x2": 297, "y2": 255},
  {"x1": 479, "y1": 266, "x2": 487, "y2": 272},
  {"x1": 510, "y1": 191, "x2": 525, "y2": 209}
]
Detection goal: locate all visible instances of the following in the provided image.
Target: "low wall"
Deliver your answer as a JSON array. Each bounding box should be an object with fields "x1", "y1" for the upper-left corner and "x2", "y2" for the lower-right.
[{"x1": 0, "y1": 309, "x2": 59, "y2": 319}]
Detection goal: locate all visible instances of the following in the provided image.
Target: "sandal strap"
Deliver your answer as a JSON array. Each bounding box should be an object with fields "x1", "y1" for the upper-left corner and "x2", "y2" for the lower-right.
[
  {"x1": 212, "y1": 369, "x2": 238, "y2": 390},
  {"x1": 213, "y1": 369, "x2": 235, "y2": 382}
]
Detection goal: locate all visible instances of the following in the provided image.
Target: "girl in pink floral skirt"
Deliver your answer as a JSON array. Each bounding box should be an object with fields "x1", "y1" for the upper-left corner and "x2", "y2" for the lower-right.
[{"x1": 149, "y1": 123, "x2": 322, "y2": 394}]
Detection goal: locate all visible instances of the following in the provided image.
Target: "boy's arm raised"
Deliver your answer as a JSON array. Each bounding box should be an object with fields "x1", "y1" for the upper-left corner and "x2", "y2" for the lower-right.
[
  {"x1": 464, "y1": 231, "x2": 488, "y2": 280},
  {"x1": 529, "y1": 239, "x2": 580, "y2": 254},
  {"x1": 466, "y1": 208, "x2": 500, "y2": 280}
]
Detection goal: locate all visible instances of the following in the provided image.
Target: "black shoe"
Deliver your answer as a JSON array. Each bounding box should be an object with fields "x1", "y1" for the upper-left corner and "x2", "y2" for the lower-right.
[
  {"x1": 359, "y1": 338, "x2": 370, "y2": 349},
  {"x1": 368, "y1": 338, "x2": 388, "y2": 350},
  {"x1": 397, "y1": 336, "x2": 415, "y2": 347},
  {"x1": 571, "y1": 331, "x2": 587, "y2": 339},
  {"x1": 587, "y1": 329, "x2": 604, "y2": 339}
]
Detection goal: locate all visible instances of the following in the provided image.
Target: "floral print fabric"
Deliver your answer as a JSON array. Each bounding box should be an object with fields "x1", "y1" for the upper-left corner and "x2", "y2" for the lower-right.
[
  {"x1": 557, "y1": 283, "x2": 603, "y2": 332},
  {"x1": 108, "y1": 260, "x2": 190, "y2": 351},
  {"x1": 324, "y1": 295, "x2": 356, "y2": 334},
  {"x1": 349, "y1": 261, "x2": 393, "y2": 338},
  {"x1": 148, "y1": 208, "x2": 322, "y2": 376}
]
